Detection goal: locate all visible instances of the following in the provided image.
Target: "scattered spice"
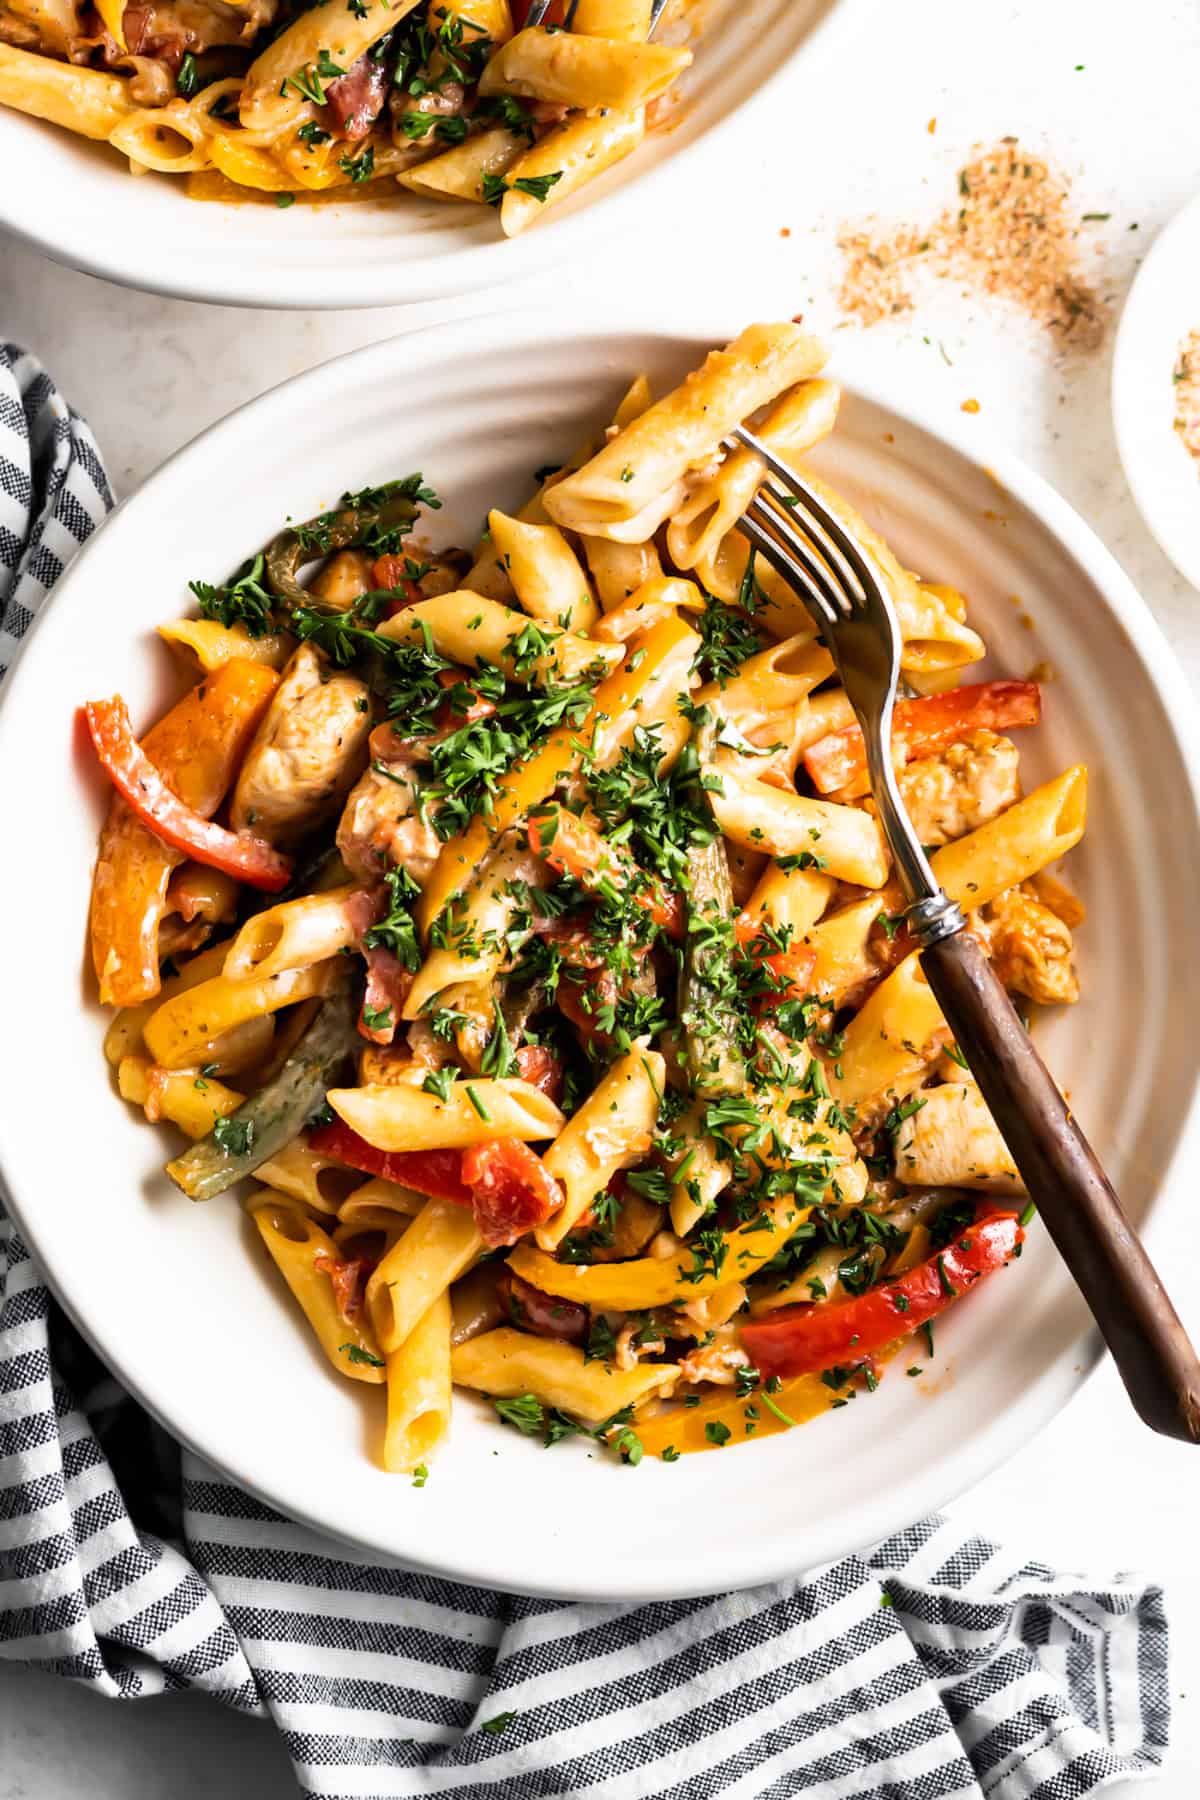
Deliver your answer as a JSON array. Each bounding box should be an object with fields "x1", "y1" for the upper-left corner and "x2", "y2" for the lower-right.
[
  {"x1": 1172, "y1": 328, "x2": 1200, "y2": 472},
  {"x1": 837, "y1": 138, "x2": 1107, "y2": 352}
]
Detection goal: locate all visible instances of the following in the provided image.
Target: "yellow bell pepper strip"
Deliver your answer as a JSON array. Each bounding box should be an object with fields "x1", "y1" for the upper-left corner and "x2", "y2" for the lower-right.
[
  {"x1": 417, "y1": 611, "x2": 697, "y2": 936},
  {"x1": 507, "y1": 1192, "x2": 814, "y2": 1312},
  {"x1": 85, "y1": 696, "x2": 293, "y2": 892},
  {"x1": 88, "y1": 660, "x2": 280, "y2": 1008}
]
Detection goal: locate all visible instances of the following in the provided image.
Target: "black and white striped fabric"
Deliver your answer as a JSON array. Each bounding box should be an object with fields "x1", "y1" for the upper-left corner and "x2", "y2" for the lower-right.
[{"x1": 0, "y1": 343, "x2": 1171, "y2": 1799}]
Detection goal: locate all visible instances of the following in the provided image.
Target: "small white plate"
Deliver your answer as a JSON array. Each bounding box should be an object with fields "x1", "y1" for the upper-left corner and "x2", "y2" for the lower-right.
[
  {"x1": 1113, "y1": 190, "x2": 1200, "y2": 589},
  {"x1": 2, "y1": 308, "x2": 1199, "y2": 1601},
  {"x1": 0, "y1": 0, "x2": 869, "y2": 310}
]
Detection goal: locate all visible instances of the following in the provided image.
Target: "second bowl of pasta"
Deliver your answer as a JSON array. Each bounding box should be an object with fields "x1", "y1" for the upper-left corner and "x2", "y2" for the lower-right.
[
  {"x1": 0, "y1": 0, "x2": 867, "y2": 307},
  {"x1": 1, "y1": 308, "x2": 1198, "y2": 1600}
]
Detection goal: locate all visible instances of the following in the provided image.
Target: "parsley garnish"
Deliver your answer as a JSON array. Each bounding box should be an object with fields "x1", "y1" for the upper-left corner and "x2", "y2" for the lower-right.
[
  {"x1": 339, "y1": 1342, "x2": 385, "y2": 1368},
  {"x1": 212, "y1": 1116, "x2": 255, "y2": 1157}
]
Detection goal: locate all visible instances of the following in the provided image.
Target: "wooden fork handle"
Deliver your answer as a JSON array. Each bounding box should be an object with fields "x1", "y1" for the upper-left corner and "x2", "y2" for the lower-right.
[{"x1": 920, "y1": 927, "x2": 1200, "y2": 1444}]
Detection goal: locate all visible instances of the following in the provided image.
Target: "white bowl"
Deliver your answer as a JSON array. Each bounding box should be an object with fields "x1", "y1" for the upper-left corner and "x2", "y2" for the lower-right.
[
  {"x1": 1113, "y1": 190, "x2": 1200, "y2": 590},
  {"x1": 0, "y1": 0, "x2": 868, "y2": 309},
  {"x1": 2, "y1": 309, "x2": 1199, "y2": 1601}
]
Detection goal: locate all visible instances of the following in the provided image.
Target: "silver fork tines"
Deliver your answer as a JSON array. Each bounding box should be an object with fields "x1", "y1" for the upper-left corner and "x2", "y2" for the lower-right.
[{"x1": 733, "y1": 430, "x2": 962, "y2": 936}]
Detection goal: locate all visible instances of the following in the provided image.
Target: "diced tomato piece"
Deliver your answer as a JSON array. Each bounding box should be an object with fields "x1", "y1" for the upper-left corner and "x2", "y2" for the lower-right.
[
  {"x1": 309, "y1": 1120, "x2": 472, "y2": 1204},
  {"x1": 528, "y1": 804, "x2": 683, "y2": 938},
  {"x1": 313, "y1": 1252, "x2": 377, "y2": 1323},
  {"x1": 739, "y1": 1210, "x2": 1024, "y2": 1380},
  {"x1": 497, "y1": 1268, "x2": 587, "y2": 1342},
  {"x1": 735, "y1": 913, "x2": 817, "y2": 1010},
  {"x1": 370, "y1": 553, "x2": 423, "y2": 616},
  {"x1": 803, "y1": 681, "x2": 1042, "y2": 796},
  {"x1": 515, "y1": 1042, "x2": 564, "y2": 1104},
  {"x1": 461, "y1": 1139, "x2": 564, "y2": 1248},
  {"x1": 511, "y1": 0, "x2": 565, "y2": 23}
]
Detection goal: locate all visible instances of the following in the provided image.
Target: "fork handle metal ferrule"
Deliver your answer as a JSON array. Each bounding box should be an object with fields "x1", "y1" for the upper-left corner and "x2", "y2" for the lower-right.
[{"x1": 905, "y1": 893, "x2": 966, "y2": 948}]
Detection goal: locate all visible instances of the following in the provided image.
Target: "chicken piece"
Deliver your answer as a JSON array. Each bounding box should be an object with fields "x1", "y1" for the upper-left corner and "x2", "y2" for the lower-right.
[
  {"x1": 892, "y1": 1082, "x2": 1026, "y2": 1195},
  {"x1": 306, "y1": 549, "x2": 374, "y2": 609},
  {"x1": 893, "y1": 729, "x2": 1020, "y2": 848},
  {"x1": 677, "y1": 1327, "x2": 748, "y2": 1388},
  {"x1": 336, "y1": 759, "x2": 443, "y2": 885},
  {"x1": 981, "y1": 881, "x2": 1079, "y2": 1005},
  {"x1": 230, "y1": 643, "x2": 371, "y2": 846}
]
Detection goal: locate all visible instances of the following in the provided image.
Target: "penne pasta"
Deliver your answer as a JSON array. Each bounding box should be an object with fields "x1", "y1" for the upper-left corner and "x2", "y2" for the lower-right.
[
  {"x1": 498, "y1": 105, "x2": 646, "y2": 238},
  {"x1": 328, "y1": 1078, "x2": 564, "y2": 1150},
  {"x1": 382, "y1": 1289, "x2": 453, "y2": 1473},
  {"x1": 367, "y1": 1197, "x2": 482, "y2": 1353},
  {"x1": 545, "y1": 324, "x2": 826, "y2": 538},
  {"x1": 478, "y1": 28, "x2": 690, "y2": 113},
  {"x1": 250, "y1": 1192, "x2": 387, "y2": 1383},
  {"x1": 143, "y1": 960, "x2": 335, "y2": 1070},
  {"x1": 485, "y1": 512, "x2": 599, "y2": 633},
  {"x1": 0, "y1": 43, "x2": 133, "y2": 138},
  {"x1": 382, "y1": 592, "x2": 621, "y2": 685},
  {"x1": 536, "y1": 1049, "x2": 663, "y2": 1250},
  {"x1": 706, "y1": 753, "x2": 891, "y2": 889},
  {"x1": 452, "y1": 1329, "x2": 677, "y2": 1423}
]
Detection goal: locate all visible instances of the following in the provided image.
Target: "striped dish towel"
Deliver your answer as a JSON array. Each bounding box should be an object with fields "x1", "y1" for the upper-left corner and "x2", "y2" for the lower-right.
[{"x1": 0, "y1": 342, "x2": 1170, "y2": 1799}]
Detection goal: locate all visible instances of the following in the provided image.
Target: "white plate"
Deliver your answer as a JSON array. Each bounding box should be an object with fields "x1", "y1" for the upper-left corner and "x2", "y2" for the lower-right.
[
  {"x1": 2, "y1": 310, "x2": 1199, "y2": 1602},
  {"x1": 0, "y1": 0, "x2": 868, "y2": 310},
  {"x1": 1113, "y1": 190, "x2": 1200, "y2": 589}
]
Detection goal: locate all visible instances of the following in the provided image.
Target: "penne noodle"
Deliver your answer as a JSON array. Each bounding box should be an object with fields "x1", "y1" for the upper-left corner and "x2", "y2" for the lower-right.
[
  {"x1": 250, "y1": 1192, "x2": 386, "y2": 1383},
  {"x1": 367, "y1": 1197, "x2": 482, "y2": 1353},
  {"x1": 452, "y1": 1329, "x2": 676, "y2": 1423},
  {"x1": 328, "y1": 1079, "x2": 564, "y2": 1150},
  {"x1": 478, "y1": 28, "x2": 689, "y2": 112},
  {"x1": 382, "y1": 1290, "x2": 453, "y2": 1473},
  {"x1": 0, "y1": 43, "x2": 133, "y2": 138},
  {"x1": 143, "y1": 961, "x2": 335, "y2": 1070},
  {"x1": 499, "y1": 106, "x2": 645, "y2": 238},
  {"x1": 382, "y1": 592, "x2": 621, "y2": 685},
  {"x1": 571, "y1": 0, "x2": 652, "y2": 38},
  {"x1": 222, "y1": 886, "x2": 362, "y2": 982},
  {"x1": 485, "y1": 511, "x2": 599, "y2": 633},
  {"x1": 828, "y1": 954, "x2": 947, "y2": 1109},
  {"x1": 255, "y1": 1139, "x2": 367, "y2": 1215},
  {"x1": 397, "y1": 124, "x2": 525, "y2": 202},
  {"x1": 241, "y1": 0, "x2": 422, "y2": 134},
  {"x1": 537, "y1": 1049, "x2": 664, "y2": 1250},
  {"x1": 117, "y1": 1055, "x2": 244, "y2": 1139},
  {"x1": 706, "y1": 754, "x2": 891, "y2": 889},
  {"x1": 545, "y1": 324, "x2": 827, "y2": 537}
]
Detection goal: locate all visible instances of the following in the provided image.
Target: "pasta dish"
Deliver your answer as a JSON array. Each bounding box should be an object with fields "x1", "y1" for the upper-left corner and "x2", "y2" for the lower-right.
[
  {"x1": 0, "y1": 1, "x2": 695, "y2": 226},
  {"x1": 83, "y1": 323, "x2": 1087, "y2": 1477}
]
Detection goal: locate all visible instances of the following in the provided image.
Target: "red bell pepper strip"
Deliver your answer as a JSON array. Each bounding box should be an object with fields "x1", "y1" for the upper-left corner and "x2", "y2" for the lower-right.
[
  {"x1": 309, "y1": 1119, "x2": 472, "y2": 1205},
  {"x1": 370, "y1": 554, "x2": 424, "y2": 614},
  {"x1": 528, "y1": 804, "x2": 684, "y2": 939},
  {"x1": 84, "y1": 697, "x2": 292, "y2": 893},
  {"x1": 803, "y1": 681, "x2": 1042, "y2": 796},
  {"x1": 739, "y1": 1209, "x2": 1024, "y2": 1381},
  {"x1": 461, "y1": 1139, "x2": 564, "y2": 1248}
]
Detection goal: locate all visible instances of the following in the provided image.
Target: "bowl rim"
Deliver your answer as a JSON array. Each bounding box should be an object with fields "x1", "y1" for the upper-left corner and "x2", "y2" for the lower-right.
[
  {"x1": 0, "y1": 0, "x2": 877, "y2": 310},
  {"x1": 1111, "y1": 187, "x2": 1200, "y2": 591},
  {"x1": 2, "y1": 309, "x2": 1199, "y2": 1599}
]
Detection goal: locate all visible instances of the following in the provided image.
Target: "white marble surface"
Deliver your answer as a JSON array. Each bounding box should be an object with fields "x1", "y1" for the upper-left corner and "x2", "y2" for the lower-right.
[{"x1": 3, "y1": 0, "x2": 1200, "y2": 1792}]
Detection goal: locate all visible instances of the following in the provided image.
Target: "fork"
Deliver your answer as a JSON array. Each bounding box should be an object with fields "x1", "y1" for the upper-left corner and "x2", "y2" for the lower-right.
[
  {"x1": 733, "y1": 423, "x2": 1200, "y2": 1444},
  {"x1": 523, "y1": 0, "x2": 672, "y2": 31}
]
